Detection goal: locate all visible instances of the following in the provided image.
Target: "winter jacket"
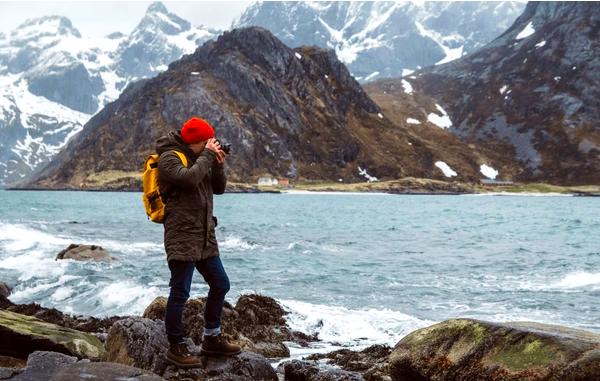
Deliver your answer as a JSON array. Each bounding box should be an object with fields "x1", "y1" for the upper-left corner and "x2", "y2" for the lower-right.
[{"x1": 155, "y1": 131, "x2": 226, "y2": 262}]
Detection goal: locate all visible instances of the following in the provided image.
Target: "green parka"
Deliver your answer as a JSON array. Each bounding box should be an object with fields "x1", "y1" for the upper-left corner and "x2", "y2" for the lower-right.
[{"x1": 156, "y1": 131, "x2": 226, "y2": 262}]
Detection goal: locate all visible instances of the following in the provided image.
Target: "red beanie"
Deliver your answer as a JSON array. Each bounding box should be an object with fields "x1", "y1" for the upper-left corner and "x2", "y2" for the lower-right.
[{"x1": 181, "y1": 117, "x2": 214, "y2": 144}]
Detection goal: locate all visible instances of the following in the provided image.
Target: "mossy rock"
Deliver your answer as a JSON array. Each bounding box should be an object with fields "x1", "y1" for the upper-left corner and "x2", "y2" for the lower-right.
[
  {"x1": 389, "y1": 319, "x2": 600, "y2": 381},
  {"x1": 0, "y1": 310, "x2": 105, "y2": 360}
]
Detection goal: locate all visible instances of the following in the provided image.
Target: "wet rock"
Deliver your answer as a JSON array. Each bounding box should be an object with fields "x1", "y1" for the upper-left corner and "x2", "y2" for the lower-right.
[
  {"x1": 0, "y1": 310, "x2": 105, "y2": 360},
  {"x1": 2, "y1": 300, "x2": 121, "y2": 334},
  {"x1": 389, "y1": 318, "x2": 600, "y2": 381},
  {"x1": 143, "y1": 294, "x2": 301, "y2": 358},
  {"x1": 105, "y1": 317, "x2": 277, "y2": 380},
  {"x1": 0, "y1": 284, "x2": 10, "y2": 298},
  {"x1": 51, "y1": 362, "x2": 166, "y2": 381},
  {"x1": 55, "y1": 243, "x2": 115, "y2": 261},
  {"x1": 281, "y1": 359, "x2": 364, "y2": 381},
  {"x1": 306, "y1": 345, "x2": 392, "y2": 381},
  {"x1": 6, "y1": 351, "x2": 77, "y2": 381},
  {"x1": 104, "y1": 317, "x2": 169, "y2": 374}
]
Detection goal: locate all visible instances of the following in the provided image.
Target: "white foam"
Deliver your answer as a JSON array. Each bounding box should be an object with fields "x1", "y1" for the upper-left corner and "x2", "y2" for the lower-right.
[
  {"x1": 219, "y1": 235, "x2": 260, "y2": 251},
  {"x1": 97, "y1": 280, "x2": 162, "y2": 315},
  {"x1": 279, "y1": 299, "x2": 433, "y2": 347},
  {"x1": 0, "y1": 222, "x2": 70, "y2": 252},
  {"x1": 9, "y1": 275, "x2": 80, "y2": 302},
  {"x1": 551, "y1": 272, "x2": 600, "y2": 290}
]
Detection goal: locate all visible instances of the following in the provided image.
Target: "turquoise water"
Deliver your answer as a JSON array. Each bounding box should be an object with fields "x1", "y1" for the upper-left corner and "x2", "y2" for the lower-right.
[{"x1": 0, "y1": 190, "x2": 599, "y2": 348}]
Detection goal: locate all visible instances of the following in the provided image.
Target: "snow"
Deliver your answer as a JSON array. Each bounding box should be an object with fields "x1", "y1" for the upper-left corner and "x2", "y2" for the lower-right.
[
  {"x1": 401, "y1": 79, "x2": 413, "y2": 94},
  {"x1": 191, "y1": 72, "x2": 200, "y2": 76},
  {"x1": 377, "y1": 113, "x2": 384, "y2": 119},
  {"x1": 402, "y1": 69, "x2": 414, "y2": 77},
  {"x1": 364, "y1": 71, "x2": 380, "y2": 81},
  {"x1": 535, "y1": 40, "x2": 546, "y2": 48},
  {"x1": 406, "y1": 118, "x2": 420, "y2": 124},
  {"x1": 435, "y1": 161, "x2": 457, "y2": 178},
  {"x1": 156, "y1": 12, "x2": 184, "y2": 33},
  {"x1": 515, "y1": 21, "x2": 535, "y2": 40},
  {"x1": 499, "y1": 85, "x2": 508, "y2": 94},
  {"x1": 480, "y1": 164, "x2": 499, "y2": 180},
  {"x1": 427, "y1": 104, "x2": 452, "y2": 129},
  {"x1": 295, "y1": 52, "x2": 302, "y2": 59},
  {"x1": 572, "y1": 66, "x2": 576, "y2": 70},
  {"x1": 414, "y1": 21, "x2": 464, "y2": 65},
  {"x1": 358, "y1": 166, "x2": 379, "y2": 182}
]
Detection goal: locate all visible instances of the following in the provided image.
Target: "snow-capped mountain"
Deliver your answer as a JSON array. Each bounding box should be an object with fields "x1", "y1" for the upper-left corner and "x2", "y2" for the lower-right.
[
  {"x1": 0, "y1": 2, "x2": 219, "y2": 186},
  {"x1": 234, "y1": 1, "x2": 525, "y2": 81}
]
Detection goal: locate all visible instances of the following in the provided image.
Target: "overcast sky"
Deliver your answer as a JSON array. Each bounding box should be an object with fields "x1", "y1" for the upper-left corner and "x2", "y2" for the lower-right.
[{"x1": 0, "y1": 1, "x2": 252, "y2": 37}]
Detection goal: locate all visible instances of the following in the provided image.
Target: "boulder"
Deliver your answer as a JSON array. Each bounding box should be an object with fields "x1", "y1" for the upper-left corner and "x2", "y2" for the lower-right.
[
  {"x1": 0, "y1": 351, "x2": 164, "y2": 381},
  {"x1": 0, "y1": 283, "x2": 10, "y2": 298},
  {"x1": 55, "y1": 244, "x2": 114, "y2": 261},
  {"x1": 389, "y1": 318, "x2": 600, "y2": 381},
  {"x1": 51, "y1": 362, "x2": 165, "y2": 381},
  {"x1": 143, "y1": 294, "x2": 312, "y2": 358},
  {"x1": 105, "y1": 317, "x2": 277, "y2": 380},
  {"x1": 0, "y1": 310, "x2": 105, "y2": 360},
  {"x1": 104, "y1": 317, "x2": 169, "y2": 374},
  {"x1": 281, "y1": 359, "x2": 364, "y2": 381},
  {"x1": 306, "y1": 345, "x2": 392, "y2": 381}
]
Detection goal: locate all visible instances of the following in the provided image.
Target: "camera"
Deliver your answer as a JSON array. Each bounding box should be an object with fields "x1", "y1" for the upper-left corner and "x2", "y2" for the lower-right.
[{"x1": 215, "y1": 139, "x2": 231, "y2": 155}]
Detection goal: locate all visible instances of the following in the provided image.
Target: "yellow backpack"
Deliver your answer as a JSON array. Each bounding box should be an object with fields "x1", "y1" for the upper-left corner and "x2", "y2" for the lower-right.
[{"x1": 142, "y1": 150, "x2": 188, "y2": 223}]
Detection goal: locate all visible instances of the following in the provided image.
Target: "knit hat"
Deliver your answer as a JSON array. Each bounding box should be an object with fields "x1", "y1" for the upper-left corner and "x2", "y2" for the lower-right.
[{"x1": 181, "y1": 117, "x2": 215, "y2": 144}]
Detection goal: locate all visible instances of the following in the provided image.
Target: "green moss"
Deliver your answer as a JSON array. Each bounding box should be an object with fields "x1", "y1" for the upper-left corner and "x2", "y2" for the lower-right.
[
  {"x1": 402, "y1": 319, "x2": 488, "y2": 350},
  {"x1": 0, "y1": 310, "x2": 105, "y2": 359},
  {"x1": 489, "y1": 339, "x2": 556, "y2": 371}
]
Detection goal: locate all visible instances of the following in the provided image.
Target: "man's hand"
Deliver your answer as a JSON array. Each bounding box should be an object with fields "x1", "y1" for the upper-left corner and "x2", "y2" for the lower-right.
[{"x1": 206, "y1": 138, "x2": 226, "y2": 165}]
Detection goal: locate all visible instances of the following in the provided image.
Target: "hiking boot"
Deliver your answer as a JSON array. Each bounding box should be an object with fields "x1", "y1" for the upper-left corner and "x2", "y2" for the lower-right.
[
  {"x1": 201, "y1": 334, "x2": 241, "y2": 356},
  {"x1": 166, "y1": 341, "x2": 203, "y2": 368}
]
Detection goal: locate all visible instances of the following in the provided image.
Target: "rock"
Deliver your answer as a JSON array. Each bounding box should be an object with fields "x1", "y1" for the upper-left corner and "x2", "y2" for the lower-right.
[
  {"x1": 55, "y1": 243, "x2": 114, "y2": 261},
  {"x1": 51, "y1": 362, "x2": 166, "y2": 381},
  {"x1": 7, "y1": 351, "x2": 77, "y2": 381},
  {"x1": 143, "y1": 294, "x2": 296, "y2": 358},
  {"x1": 281, "y1": 359, "x2": 364, "y2": 381},
  {"x1": 104, "y1": 317, "x2": 169, "y2": 374},
  {"x1": 0, "y1": 356, "x2": 25, "y2": 369},
  {"x1": 1, "y1": 300, "x2": 120, "y2": 335},
  {"x1": 389, "y1": 318, "x2": 600, "y2": 381},
  {"x1": 0, "y1": 310, "x2": 105, "y2": 360},
  {"x1": 105, "y1": 317, "x2": 277, "y2": 380},
  {"x1": 0, "y1": 284, "x2": 10, "y2": 298},
  {"x1": 306, "y1": 345, "x2": 392, "y2": 381}
]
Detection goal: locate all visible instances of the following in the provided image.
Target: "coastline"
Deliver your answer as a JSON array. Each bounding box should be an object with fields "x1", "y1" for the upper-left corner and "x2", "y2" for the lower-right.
[{"x1": 6, "y1": 179, "x2": 600, "y2": 197}]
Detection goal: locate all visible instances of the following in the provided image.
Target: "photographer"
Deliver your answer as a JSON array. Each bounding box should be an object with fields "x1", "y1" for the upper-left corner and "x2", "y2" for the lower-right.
[{"x1": 155, "y1": 116, "x2": 239, "y2": 368}]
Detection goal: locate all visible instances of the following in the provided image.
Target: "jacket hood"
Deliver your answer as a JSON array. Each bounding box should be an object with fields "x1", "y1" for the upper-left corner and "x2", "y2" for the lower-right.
[{"x1": 156, "y1": 131, "x2": 196, "y2": 158}]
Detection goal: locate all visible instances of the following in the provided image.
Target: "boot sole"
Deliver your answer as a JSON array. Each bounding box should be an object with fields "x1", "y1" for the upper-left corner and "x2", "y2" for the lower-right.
[
  {"x1": 165, "y1": 355, "x2": 203, "y2": 369},
  {"x1": 200, "y1": 348, "x2": 241, "y2": 357}
]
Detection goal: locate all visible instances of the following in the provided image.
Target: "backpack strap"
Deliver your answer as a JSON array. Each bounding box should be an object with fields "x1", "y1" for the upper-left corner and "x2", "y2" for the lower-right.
[{"x1": 171, "y1": 150, "x2": 188, "y2": 168}]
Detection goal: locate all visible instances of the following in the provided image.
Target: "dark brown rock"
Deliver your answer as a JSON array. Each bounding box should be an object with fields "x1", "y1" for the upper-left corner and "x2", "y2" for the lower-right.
[
  {"x1": 0, "y1": 284, "x2": 10, "y2": 298},
  {"x1": 306, "y1": 345, "x2": 392, "y2": 381},
  {"x1": 281, "y1": 359, "x2": 364, "y2": 381},
  {"x1": 56, "y1": 243, "x2": 114, "y2": 261}
]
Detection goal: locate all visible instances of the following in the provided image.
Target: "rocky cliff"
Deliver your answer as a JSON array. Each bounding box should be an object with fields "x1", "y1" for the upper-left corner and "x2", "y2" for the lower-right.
[{"x1": 397, "y1": 2, "x2": 600, "y2": 184}]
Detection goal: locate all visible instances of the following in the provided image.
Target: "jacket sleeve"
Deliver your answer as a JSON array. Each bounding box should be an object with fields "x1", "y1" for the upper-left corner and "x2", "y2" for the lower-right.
[
  {"x1": 158, "y1": 150, "x2": 216, "y2": 188},
  {"x1": 212, "y1": 161, "x2": 227, "y2": 195}
]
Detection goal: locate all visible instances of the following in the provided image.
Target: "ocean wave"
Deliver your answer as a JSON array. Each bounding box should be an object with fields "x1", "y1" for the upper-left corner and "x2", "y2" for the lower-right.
[
  {"x1": 219, "y1": 235, "x2": 262, "y2": 251},
  {"x1": 0, "y1": 222, "x2": 70, "y2": 252},
  {"x1": 279, "y1": 298, "x2": 433, "y2": 347},
  {"x1": 9, "y1": 274, "x2": 81, "y2": 302},
  {"x1": 97, "y1": 280, "x2": 163, "y2": 316},
  {"x1": 549, "y1": 271, "x2": 600, "y2": 289}
]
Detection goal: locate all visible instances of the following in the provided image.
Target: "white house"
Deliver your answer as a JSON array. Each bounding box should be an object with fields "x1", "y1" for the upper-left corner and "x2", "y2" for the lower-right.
[{"x1": 258, "y1": 176, "x2": 279, "y2": 186}]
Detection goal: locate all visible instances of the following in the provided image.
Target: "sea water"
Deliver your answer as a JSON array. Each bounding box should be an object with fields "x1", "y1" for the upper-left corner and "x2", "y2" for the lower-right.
[{"x1": 0, "y1": 190, "x2": 599, "y2": 353}]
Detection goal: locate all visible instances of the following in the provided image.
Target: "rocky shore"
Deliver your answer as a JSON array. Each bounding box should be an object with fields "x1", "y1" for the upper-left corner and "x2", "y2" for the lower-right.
[{"x1": 1, "y1": 284, "x2": 600, "y2": 381}]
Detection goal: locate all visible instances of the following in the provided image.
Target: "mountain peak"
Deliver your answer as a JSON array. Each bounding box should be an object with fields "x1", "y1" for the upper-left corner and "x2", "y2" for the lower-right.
[
  {"x1": 136, "y1": 2, "x2": 190, "y2": 35},
  {"x1": 11, "y1": 15, "x2": 81, "y2": 43}
]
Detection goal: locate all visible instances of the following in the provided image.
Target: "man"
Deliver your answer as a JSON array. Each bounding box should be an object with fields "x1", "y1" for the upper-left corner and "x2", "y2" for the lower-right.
[{"x1": 156, "y1": 116, "x2": 241, "y2": 368}]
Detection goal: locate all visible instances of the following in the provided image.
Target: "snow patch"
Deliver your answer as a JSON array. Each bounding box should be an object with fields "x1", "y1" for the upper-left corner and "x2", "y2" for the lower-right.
[
  {"x1": 434, "y1": 161, "x2": 457, "y2": 178},
  {"x1": 358, "y1": 166, "x2": 379, "y2": 182},
  {"x1": 427, "y1": 104, "x2": 452, "y2": 129},
  {"x1": 406, "y1": 118, "x2": 420, "y2": 125},
  {"x1": 364, "y1": 71, "x2": 380, "y2": 81},
  {"x1": 535, "y1": 40, "x2": 546, "y2": 48},
  {"x1": 515, "y1": 21, "x2": 535, "y2": 40},
  {"x1": 480, "y1": 164, "x2": 499, "y2": 180},
  {"x1": 401, "y1": 79, "x2": 413, "y2": 94},
  {"x1": 377, "y1": 113, "x2": 384, "y2": 119},
  {"x1": 295, "y1": 52, "x2": 302, "y2": 59}
]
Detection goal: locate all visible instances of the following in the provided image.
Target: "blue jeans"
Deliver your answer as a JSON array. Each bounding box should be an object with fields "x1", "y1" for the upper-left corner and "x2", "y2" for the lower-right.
[{"x1": 165, "y1": 256, "x2": 230, "y2": 344}]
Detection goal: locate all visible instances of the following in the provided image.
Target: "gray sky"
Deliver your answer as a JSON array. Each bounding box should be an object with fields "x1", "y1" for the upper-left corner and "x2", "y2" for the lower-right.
[{"x1": 0, "y1": 1, "x2": 252, "y2": 37}]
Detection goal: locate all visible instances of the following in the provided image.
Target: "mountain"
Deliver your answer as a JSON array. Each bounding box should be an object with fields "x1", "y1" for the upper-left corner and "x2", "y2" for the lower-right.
[
  {"x1": 0, "y1": 2, "x2": 219, "y2": 186},
  {"x1": 396, "y1": 1, "x2": 600, "y2": 184},
  {"x1": 234, "y1": 1, "x2": 525, "y2": 82},
  {"x1": 25, "y1": 27, "x2": 499, "y2": 190}
]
